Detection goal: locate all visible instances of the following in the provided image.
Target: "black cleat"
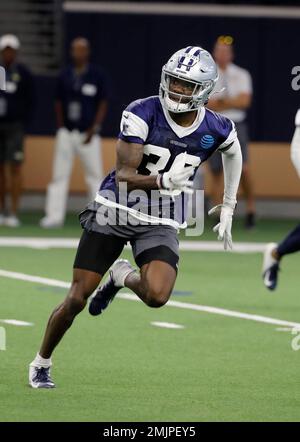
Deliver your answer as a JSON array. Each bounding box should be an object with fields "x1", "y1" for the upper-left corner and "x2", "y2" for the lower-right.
[
  {"x1": 263, "y1": 263, "x2": 280, "y2": 291},
  {"x1": 262, "y1": 243, "x2": 280, "y2": 291},
  {"x1": 89, "y1": 259, "x2": 135, "y2": 316},
  {"x1": 89, "y1": 271, "x2": 120, "y2": 316}
]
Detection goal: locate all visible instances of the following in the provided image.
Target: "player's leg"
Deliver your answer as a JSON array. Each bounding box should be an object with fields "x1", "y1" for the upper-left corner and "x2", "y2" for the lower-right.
[
  {"x1": 29, "y1": 229, "x2": 125, "y2": 388},
  {"x1": 40, "y1": 128, "x2": 74, "y2": 227},
  {"x1": 39, "y1": 267, "x2": 102, "y2": 359},
  {"x1": 125, "y1": 260, "x2": 176, "y2": 307},
  {"x1": 277, "y1": 224, "x2": 300, "y2": 257},
  {"x1": 89, "y1": 226, "x2": 179, "y2": 315},
  {"x1": 77, "y1": 133, "x2": 103, "y2": 201},
  {"x1": 89, "y1": 253, "x2": 176, "y2": 315},
  {"x1": 262, "y1": 224, "x2": 300, "y2": 290}
]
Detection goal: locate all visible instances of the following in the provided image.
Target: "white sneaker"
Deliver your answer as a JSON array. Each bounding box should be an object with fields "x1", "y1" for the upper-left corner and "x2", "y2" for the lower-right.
[
  {"x1": 40, "y1": 217, "x2": 63, "y2": 228},
  {"x1": 4, "y1": 215, "x2": 21, "y2": 227},
  {"x1": 111, "y1": 259, "x2": 136, "y2": 287},
  {"x1": 29, "y1": 363, "x2": 55, "y2": 389},
  {"x1": 262, "y1": 242, "x2": 280, "y2": 290}
]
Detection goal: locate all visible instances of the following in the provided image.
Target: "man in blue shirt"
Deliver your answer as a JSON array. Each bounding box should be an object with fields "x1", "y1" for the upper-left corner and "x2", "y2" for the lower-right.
[
  {"x1": 0, "y1": 34, "x2": 34, "y2": 227},
  {"x1": 40, "y1": 37, "x2": 108, "y2": 228}
]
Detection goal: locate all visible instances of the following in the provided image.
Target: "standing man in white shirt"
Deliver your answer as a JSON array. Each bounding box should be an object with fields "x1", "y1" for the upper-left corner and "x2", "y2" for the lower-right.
[
  {"x1": 40, "y1": 37, "x2": 108, "y2": 228},
  {"x1": 208, "y1": 35, "x2": 256, "y2": 229}
]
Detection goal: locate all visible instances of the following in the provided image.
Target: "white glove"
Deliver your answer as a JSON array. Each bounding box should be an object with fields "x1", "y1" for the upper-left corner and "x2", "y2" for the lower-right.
[
  {"x1": 158, "y1": 153, "x2": 194, "y2": 195},
  {"x1": 208, "y1": 203, "x2": 234, "y2": 250}
]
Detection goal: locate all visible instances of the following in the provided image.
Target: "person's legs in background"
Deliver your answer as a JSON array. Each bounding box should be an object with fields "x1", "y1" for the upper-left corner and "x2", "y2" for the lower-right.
[
  {"x1": 77, "y1": 132, "x2": 103, "y2": 201},
  {"x1": 40, "y1": 128, "x2": 74, "y2": 228},
  {"x1": 207, "y1": 151, "x2": 224, "y2": 209},
  {"x1": 0, "y1": 161, "x2": 5, "y2": 225},
  {"x1": 0, "y1": 123, "x2": 8, "y2": 224},
  {"x1": 3, "y1": 122, "x2": 24, "y2": 227},
  {"x1": 236, "y1": 122, "x2": 256, "y2": 229},
  {"x1": 9, "y1": 162, "x2": 23, "y2": 225},
  {"x1": 208, "y1": 122, "x2": 256, "y2": 229},
  {"x1": 240, "y1": 163, "x2": 256, "y2": 227}
]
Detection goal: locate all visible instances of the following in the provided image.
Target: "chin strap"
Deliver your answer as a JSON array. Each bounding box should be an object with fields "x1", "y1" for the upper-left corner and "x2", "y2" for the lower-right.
[{"x1": 164, "y1": 95, "x2": 191, "y2": 113}]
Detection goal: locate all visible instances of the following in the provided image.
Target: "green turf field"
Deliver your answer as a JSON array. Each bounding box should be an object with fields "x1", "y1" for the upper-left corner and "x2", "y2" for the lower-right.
[{"x1": 0, "y1": 213, "x2": 300, "y2": 422}]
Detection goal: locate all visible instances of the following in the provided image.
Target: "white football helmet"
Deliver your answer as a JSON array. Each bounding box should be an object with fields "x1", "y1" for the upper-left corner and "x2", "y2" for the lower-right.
[{"x1": 159, "y1": 46, "x2": 218, "y2": 113}]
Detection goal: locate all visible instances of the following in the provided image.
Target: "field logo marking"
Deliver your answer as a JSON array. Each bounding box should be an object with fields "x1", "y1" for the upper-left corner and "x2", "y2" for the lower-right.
[
  {"x1": 291, "y1": 327, "x2": 300, "y2": 351},
  {"x1": 0, "y1": 326, "x2": 6, "y2": 351}
]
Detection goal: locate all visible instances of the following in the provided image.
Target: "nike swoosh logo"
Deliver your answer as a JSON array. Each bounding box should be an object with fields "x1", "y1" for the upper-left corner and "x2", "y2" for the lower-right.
[
  {"x1": 264, "y1": 272, "x2": 271, "y2": 286},
  {"x1": 263, "y1": 270, "x2": 273, "y2": 288}
]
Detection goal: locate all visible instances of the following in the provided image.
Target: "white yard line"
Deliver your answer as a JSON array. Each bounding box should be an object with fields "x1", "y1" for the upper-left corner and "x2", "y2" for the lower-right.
[
  {"x1": 0, "y1": 268, "x2": 299, "y2": 329},
  {"x1": 150, "y1": 322, "x2": 185, "y2": 329},
  {"x1": 0, "y1": 237, "x2": 267, "y2": 253},
  {"x1": 0, "y1": 319, "x2": 34, "y2": 327},
  {"x1": 0, "y1": 237, "x2": 79, "y2": 249},
  {"x1": 0, "y1": 269, "x2": 70, "y2": 289}
]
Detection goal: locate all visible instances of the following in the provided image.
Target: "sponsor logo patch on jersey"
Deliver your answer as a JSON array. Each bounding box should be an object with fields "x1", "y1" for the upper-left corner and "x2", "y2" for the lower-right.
[{"x1": 200, "y1": 134, "x2": 215, "y2": 149}]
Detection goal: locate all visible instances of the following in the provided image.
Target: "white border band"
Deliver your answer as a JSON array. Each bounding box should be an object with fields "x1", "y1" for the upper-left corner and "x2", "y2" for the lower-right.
[{"x1": 64, "y1": 2, "x2": 300, "y2": 19}]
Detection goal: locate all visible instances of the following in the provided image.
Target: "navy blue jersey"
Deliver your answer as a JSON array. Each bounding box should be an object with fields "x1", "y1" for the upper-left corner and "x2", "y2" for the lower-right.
[
  {"x1": 0, "y1": 63, "x2": 34, "y2": 124},
  {"x1": 98, "y1": 96, "x2": 237, "y2": 228},
  {"x1": 56, "y1": 64, "x2": 108, "y2": 132}
]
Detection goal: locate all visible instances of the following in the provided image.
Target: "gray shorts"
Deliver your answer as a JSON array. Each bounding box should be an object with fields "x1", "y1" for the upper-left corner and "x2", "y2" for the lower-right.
[
  {"x1": 208, "y1": 121, "x2": 249, "y2": 174},
  {"x1": 74, "y1": 201, "x2": 179, "y2": 275},
  {"x1": 0, "y1": 122, "x2": 24, "y2": 163}
]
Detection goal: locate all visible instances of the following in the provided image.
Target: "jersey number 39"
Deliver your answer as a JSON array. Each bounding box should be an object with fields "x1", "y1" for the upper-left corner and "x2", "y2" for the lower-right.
[{"x1": 140, "y1": 144, "x2": 201, "y2": 175}]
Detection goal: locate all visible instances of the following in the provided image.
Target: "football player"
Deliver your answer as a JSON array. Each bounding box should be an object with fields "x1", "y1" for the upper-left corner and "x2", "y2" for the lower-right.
[
  {"x1": 262, "y1": 109, "x2": 300, "y2": 290},
  {"x1": 29, "y1": 46, "x2": 242, "y2": 388}
]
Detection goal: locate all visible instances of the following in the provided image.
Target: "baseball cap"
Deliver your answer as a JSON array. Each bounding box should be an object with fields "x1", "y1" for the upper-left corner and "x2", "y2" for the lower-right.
[{"x1": 0, "y1": 34, "x2": 20, "y2": 51}]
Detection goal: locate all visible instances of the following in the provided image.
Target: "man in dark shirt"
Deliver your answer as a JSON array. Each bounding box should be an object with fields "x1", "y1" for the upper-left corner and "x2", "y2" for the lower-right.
[
  {"x1": 0, "y1": 34, "x2": 34, "y2": 227},
  {"x1": 40, "y1": 37, "x2": 108, "y2": 228}
]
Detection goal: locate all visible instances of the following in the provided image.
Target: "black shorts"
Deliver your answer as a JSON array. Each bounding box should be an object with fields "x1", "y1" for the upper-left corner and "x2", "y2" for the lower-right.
[
  {"x1": 73, "y1": 229, "x2": 179, "y2": 276},
  {"x1": 0, "y1": 122, "x2": 24, "y2": 164},
  {"x1": 73, "y1": 202, "x2": 180, "y2": 275}
]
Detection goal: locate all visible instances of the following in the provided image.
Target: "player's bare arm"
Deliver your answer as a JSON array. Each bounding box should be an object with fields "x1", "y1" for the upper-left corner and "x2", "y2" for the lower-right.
[
  {"x1": 116, "y1": 139, "x2": 158, "y2": 190},
  {"x1": 116, "y1": 139, "x2": 194, "y2": 194}
]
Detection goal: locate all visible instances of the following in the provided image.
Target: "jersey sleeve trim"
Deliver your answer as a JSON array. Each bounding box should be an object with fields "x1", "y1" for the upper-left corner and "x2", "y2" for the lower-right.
[
  {"x1": 218, "y1": 120, "x2": 238, "y2": 152},
  {"x1": 119, "y1": 110, "x2": 149, "y2": 144},
  {"x1": 118, "y1": 134, "x2": 145, "y2": 145}
]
